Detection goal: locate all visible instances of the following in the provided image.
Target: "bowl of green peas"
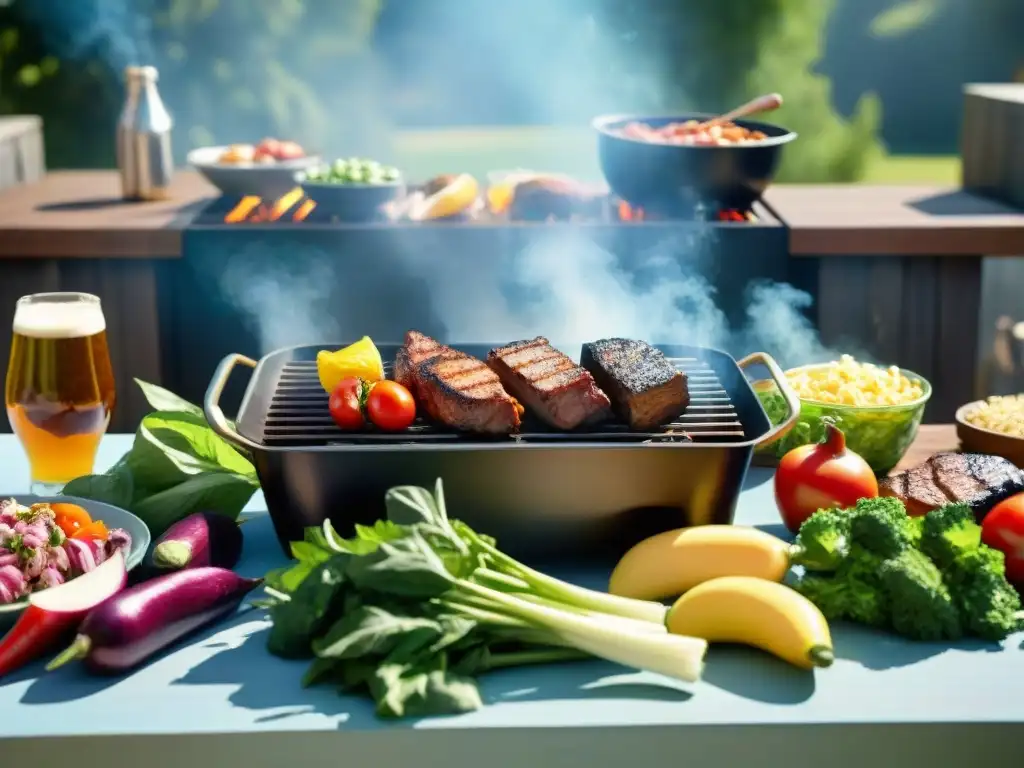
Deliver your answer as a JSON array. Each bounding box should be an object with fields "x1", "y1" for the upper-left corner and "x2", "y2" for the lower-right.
[{"x1": 297, "y1": 158, "x2": 404, "y2": 222}]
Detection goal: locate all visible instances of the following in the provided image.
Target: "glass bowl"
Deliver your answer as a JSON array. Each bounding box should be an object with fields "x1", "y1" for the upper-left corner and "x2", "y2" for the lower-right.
[{"x1": 752, "y1": 364, "x2": 932, "y2": 475}]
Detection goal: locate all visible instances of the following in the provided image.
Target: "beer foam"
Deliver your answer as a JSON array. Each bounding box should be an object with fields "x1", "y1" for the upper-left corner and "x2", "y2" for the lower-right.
[{"x1": 13, "y1": 300, "x2": 106, "y2": 339}]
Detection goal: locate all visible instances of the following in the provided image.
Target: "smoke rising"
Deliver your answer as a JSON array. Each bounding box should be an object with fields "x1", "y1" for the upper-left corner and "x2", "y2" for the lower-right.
[{"x1": 25, "y1": 1, "x2": 851, "y2": 369}]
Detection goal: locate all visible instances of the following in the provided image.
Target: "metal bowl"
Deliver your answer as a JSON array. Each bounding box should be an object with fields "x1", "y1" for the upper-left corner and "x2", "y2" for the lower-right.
[
  {"x1": 188, "y1": 145, "x2": 321, "y2": 199},
  {"x1": 592, "y1": 113, "x2": 797, "y2": 211},
  {"x1": 297, "y1": 177, "x2": 405, "y2": 223}
]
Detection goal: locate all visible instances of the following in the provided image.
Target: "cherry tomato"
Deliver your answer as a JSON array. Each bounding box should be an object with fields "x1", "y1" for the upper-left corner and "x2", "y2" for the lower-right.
[
  {"x1": 329, "y1": 376, "x2": 367, "y2": 430},
  {"x1": 50, "y1": 502, "x2": 93, "y2": 537},
  {"x1": 981, "y1": 493, "x2": 1024, "y2": 585},
  {"x1": 366, "y1": 380, "x2": 416, "y2": 431},
  {"x1": 72, "y1": 520, "x2": 109, "y2": 541},
  {"x1": 774, "y1": 423, "x2": 879, "y2": 534}
]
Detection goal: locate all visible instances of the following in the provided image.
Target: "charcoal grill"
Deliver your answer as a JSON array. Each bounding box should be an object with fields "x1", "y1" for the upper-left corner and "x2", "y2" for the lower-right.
[{"x1": 205, "y1": 343, "x2": 798, "y2": 562}]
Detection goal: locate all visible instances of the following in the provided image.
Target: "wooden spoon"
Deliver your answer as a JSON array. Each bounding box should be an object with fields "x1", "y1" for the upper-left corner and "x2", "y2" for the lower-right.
[{"x1": 697, "y1": 93, "x2": 783, "y2": 130}]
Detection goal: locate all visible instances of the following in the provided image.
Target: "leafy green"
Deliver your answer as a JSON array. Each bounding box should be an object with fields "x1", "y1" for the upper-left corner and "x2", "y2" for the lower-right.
[
  {"x1": 263, "y1": 480, "x2": 707, "y2": 720},
  {"x1": 61, "y1": 381, "x2": 259, "y2": 536}
]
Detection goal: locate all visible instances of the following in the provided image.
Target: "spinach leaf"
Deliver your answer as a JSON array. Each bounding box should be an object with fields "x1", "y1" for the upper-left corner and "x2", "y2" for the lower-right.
[
  {"x1": 344, "y1": 529, "x2": 453, "y2": 598},
  {"x1": 291, "y1": 540, "x2": 333, "y2": 566},
  {"x1": 134, "y1": 379, "x2": 204, "y2": 417},
  {"x1": 385, "y1": 484, "x2": 468, "y2": 557},
  {"x1": 132, "y1": 471, "x2": 257, "y2": 535},
  {"x1": 128, "y1": 411, "x2": 256, "y2": 492},
  {"x1": 353, "y1": 519, "x2": 407, "y2": 547},
  {"x1": 313, "y1": 605, "x2": 443, "y2": 660},
  {"x1": 61, "y1": 457, "x2": 134, "y2": 508},
  {"x1": 267, "y1": 555, "x2": 349, "y2": 659},
  {"x1": 265, "y1": 563, "x2": 316, "y2": 595},
  {"x1": 320, "y1": 518, "x2": 406, "y2": 556},
  {"x1": 369, "y1": 657, "x2": 482, "y2": 719}
]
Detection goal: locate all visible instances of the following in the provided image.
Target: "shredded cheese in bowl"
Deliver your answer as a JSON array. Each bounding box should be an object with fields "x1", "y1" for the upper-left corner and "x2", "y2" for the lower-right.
[
  {"x1": 964, "y1": 395, "x2": 1024, "y2": 438},
  {"x1": 785, "y1": 355, "x2": 925, "y2": 407}
]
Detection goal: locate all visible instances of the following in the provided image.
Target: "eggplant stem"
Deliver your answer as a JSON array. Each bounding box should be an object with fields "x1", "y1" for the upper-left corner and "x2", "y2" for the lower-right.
[{"x1": 45, "y1": 635, "x2": 91, "y2": 672}]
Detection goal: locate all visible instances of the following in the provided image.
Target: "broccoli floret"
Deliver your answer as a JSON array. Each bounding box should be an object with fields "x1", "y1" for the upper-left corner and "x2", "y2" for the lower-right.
[
  {"x1": 795, "y1": 570, "x2": 887, "y2": 627},
  {"x1": 878, "y1": 549, "x2": 962, "y2": 641},
  {"x1": 849, "y1": 496, "x2": 917, "y2": 558},
  {"x1": 920, "y1": 503, "x2": 981, "y2": 568},
  {"x1": 833, "y1": 545, "x2": 890, "y2": 627},
  {"x1": 793, "y1": 508, "x2": 852, "y2": 572},
  {"x1": 943, "y1": 546, "x2": 1023, "y2": 641}
]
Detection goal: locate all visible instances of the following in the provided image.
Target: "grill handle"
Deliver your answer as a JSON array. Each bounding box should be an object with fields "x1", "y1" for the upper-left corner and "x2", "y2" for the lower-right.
[
  {"x1": 737, "y1": 351, "x2": 800, "y2": 449},
  {"x1": 204, "y1": 353, "x2": 263, "y2": 452}
]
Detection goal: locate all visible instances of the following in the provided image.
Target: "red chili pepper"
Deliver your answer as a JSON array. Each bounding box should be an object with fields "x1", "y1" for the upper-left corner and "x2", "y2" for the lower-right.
[{"x1": 0, "y1": 604, "x2": 75, "y2": 678}]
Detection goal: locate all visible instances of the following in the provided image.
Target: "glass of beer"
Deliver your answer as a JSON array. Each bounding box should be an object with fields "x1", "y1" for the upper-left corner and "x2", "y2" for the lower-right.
[{"x1": 5, "y1": 293, "x2": 116, "y2": 495}]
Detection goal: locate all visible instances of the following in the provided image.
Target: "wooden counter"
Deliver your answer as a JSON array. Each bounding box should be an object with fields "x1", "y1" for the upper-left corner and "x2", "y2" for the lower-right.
[
  {"x1": 0, "y1": 171, "x2": 214, "y2": 259},
  {"x1": 0, "y1": 173, "x2": 1020, "y2": 260}
]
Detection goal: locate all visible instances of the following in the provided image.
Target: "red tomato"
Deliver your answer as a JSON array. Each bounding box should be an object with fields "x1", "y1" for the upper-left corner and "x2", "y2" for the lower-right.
[
  {"x1": 328, "y1": 376, "x2": 367, "y2": 430},
  {"x1": 253, "y1": 138, "x2": 281, "y2": 161},
  {"x1": 366, "y1": 380, "x2": 416, "y2": 431},
  {"x1": 774, "y1": 423, "x2": 879, "y2": 534},
  {"x1": 981, "y1": 493, "x2": 1024, "y2": 585}
]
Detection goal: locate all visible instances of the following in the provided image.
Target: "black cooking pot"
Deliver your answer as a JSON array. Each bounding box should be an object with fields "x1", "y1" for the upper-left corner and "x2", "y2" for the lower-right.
[{"x1": 593, "y1": 113, "x2": 797, "y2": 212}]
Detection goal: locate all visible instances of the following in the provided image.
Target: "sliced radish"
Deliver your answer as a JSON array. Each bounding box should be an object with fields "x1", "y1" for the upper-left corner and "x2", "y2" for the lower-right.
[{"x1": 29, "y1": 549, "x2": 127, "y2": 614}]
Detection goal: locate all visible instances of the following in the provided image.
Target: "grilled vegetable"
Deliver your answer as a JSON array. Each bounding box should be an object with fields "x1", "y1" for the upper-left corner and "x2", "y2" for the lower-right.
[
  {"x1": 46, "y1": 568, "x2": 261, "y2": 673},
  {"x1": 0, "y1": 550, "x2": 127, "y2": 678},
  {"x1": 608, "y1": 525, "x2": 795, "y2": 601},
  {"x1": 775, "y1": 422, "x2": 878, "y2": 534},
  {"x1": 150, "y1": 512, "x2": 244, "y2": 572},
  {"x1": 366, "y1": 381, "x2": 416, "y2": 431},
  {"x1": 666, "y1": 576, "x2": 834, "y2": 671}
]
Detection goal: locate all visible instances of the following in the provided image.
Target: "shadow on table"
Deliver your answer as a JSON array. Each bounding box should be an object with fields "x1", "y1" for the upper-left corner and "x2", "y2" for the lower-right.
[
  {"x1": 908, "y1": 190, "x2": 1018, "y2": 217},
  {"x1": 172, "y1": 623, "x2": 700, "y2": 730},
  {"x1": 700, "y1": 645, "x2": 815, "y2": 704},
  {"x1": 832, "y1": 623, "x2": 1002, "y2": 670}
]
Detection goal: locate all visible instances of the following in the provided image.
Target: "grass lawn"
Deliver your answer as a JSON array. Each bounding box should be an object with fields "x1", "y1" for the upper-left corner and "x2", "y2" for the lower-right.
[{"x1": 391, "y1": 126, "x2": 961, "y2": 185}]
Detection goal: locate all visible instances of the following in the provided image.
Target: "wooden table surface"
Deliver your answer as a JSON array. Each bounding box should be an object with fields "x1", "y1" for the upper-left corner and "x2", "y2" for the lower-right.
[
  {"x1": 763, "y1": 185, "x2": 1024, "y2": 256},
  {"x1": 892, "y1": 423, "x2": 957, "y2": 471},
  {"x1": 0, "y1": 172, "x2": 1021, "y2": 259},
  {"x1": 0, "y1": 171, "x2": 215, "y2": 258}
]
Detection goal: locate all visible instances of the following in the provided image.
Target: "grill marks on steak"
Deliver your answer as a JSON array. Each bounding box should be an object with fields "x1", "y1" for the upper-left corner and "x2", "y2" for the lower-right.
[
  {"x1": 580, "y1": 338, "x2": 689, "y2": 431},
  {"x1": 417, "y1": 354, "x2": 522, "y2": 434},
  {"x1": 394, "y1": 331, "x2": 522, "y2": 434},
  {"x1": 393, "y1": 330, "x2": 459, "y2": 396},
  {"x1": 487, "y1": 337, "x2": 612, "y2": 430},
  {"x1": 880, "y1": 452, "x2": 1024, "y2": 518}
]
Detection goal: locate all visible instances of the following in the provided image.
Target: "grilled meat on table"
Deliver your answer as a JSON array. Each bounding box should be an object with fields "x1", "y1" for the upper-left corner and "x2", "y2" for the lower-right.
[
  {"x1": 393, "y1": 330, "x2": 459, "y2": 396},
  {"x1": 487, "y1": 337, "x2": 612, "y2": 430},
  {"x1": 580, "y1": 338, "x2": 690, "y2": 431},
  {"x1": 880, "y1": 452, "x2": 1024, "y2": 519},
  {"x1": 416, "y1": 352, "x2": 523, "y2": 435}
]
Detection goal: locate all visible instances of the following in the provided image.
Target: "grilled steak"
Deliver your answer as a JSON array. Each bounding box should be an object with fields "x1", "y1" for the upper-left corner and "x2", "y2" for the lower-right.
[
  {"x1": 580, "y1": 338, "x2": 689, "y2": 431},
  {"x1": 416, "y1": 352, "x2": 523, "y2": 435},
  {"x1": 880, "y1": 452, "x2": 1024, "y2": 519},
  {"x1": 487, "y1": 337, "x2": 612, "y2": 430},
  {"x1": 393, "y1": 330, "x2": 459, "y2": 395}
]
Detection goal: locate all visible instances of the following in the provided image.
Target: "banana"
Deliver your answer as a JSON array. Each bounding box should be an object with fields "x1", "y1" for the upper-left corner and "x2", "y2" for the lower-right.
[
  {"x1": 608, "y1": 525, "x2": 792, "y2": 601},
  {"x1": 666, "y1": 576, "x2": 834, "y2": 670}
]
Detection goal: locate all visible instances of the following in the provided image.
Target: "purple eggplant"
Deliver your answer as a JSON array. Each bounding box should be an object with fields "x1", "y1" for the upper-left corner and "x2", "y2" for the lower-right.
[
  {"x1": 150, "y1": 512, "x2": 244, "y2": 572},
  {"x1": 45, "y1": 567, "x2": 261, "y2": 674}
]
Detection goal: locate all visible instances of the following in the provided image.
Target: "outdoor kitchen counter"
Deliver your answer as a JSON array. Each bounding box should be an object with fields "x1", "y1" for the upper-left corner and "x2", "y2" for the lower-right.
[
  {"x1": 3, "y1": 426, "x2": 1024, "y2": 768},
  {"x1": 1, "y1": 173, "x2": 1023, "y2": 428}
]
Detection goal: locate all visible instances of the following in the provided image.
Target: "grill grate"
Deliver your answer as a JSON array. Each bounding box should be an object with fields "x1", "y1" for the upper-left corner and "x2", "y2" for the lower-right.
[{"x1": 257, "y1": 357, "x2": 746, "y2": 447}]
